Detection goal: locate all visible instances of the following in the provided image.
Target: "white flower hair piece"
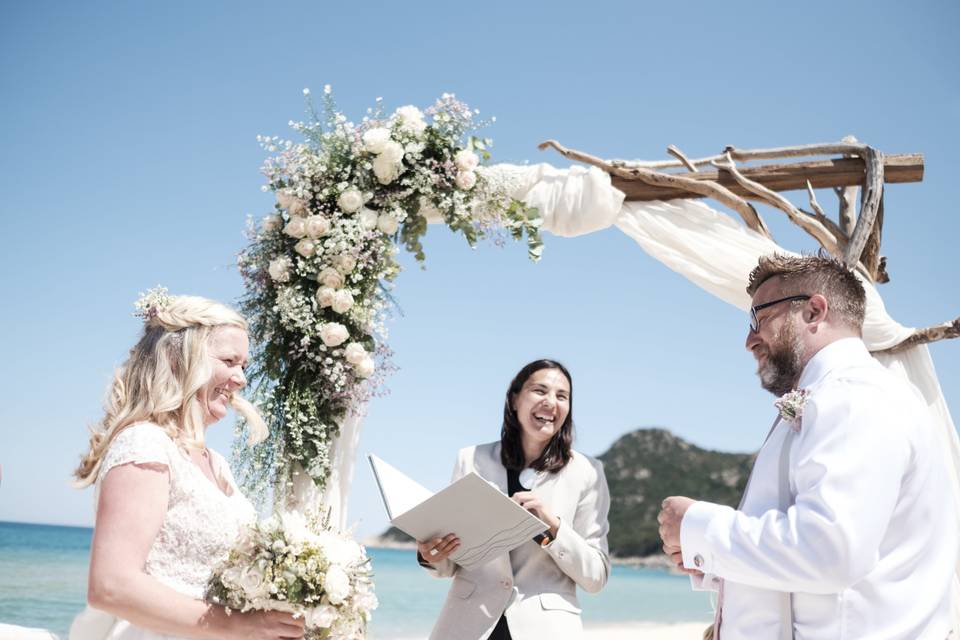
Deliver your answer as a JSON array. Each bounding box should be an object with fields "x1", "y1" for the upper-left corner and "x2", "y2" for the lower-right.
[
  {"x1": 133, "y1": 286, "x2": 172, "y2": 321},
  {"x1": 775, "y1": 388, "x2": 810, "y2": 432}
]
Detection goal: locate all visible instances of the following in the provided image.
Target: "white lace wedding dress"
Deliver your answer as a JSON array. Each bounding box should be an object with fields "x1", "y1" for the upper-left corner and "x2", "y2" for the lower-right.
[{"x1": 70, "y1": 423, "x2": 256, "y2": 640}]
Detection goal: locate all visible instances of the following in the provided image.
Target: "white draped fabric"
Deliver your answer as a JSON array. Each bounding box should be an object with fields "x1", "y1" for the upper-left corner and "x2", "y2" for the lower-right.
[{"x1": 312, "y1": 161, "x2": 959, "y2": 624}]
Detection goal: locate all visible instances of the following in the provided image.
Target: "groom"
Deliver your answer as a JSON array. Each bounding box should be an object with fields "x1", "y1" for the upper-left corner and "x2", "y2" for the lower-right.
[{"x1": 657, "y1": 254, "x2": 958, "y2": 639}]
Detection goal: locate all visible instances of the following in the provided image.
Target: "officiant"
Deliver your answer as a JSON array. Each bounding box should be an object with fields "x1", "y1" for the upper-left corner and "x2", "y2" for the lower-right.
[{"x1": 416, "y1": 359, "x2": 611, "y2": 640}]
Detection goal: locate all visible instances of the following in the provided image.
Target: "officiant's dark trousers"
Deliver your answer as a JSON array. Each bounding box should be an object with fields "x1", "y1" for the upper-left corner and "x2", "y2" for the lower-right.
[{"x1": 489, "y1": 614, "x2": 512, "y2": 640}]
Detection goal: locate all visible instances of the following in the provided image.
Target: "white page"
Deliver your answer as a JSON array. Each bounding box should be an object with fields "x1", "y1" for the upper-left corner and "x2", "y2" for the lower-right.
[{"x1": 367, "y1": 454, "x2": 549, "y2": 569}]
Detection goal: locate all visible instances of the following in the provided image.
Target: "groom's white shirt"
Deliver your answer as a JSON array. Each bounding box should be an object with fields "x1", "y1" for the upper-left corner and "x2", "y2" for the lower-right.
[{"x1": 681, "y1": 338, "x2": 958, "y2": 639}]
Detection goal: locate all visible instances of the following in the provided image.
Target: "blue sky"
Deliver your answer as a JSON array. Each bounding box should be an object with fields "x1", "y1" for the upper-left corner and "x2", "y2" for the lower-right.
[{"x1": 1, "y1": 1, "x2": 957, "y2": 539}]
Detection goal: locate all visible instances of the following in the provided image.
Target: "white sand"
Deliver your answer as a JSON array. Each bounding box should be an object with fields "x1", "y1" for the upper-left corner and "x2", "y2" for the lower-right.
[
  {"x1": 382, "y1": 621, "x2": 709, "y2": 640},
  {"x1": 584, "y1": 621, "x2": 708, "y2": 639}
]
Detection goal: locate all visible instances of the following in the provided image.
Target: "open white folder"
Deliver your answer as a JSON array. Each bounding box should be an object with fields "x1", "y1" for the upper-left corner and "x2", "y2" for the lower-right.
[{"x1": 368, "y1": 454, "x2": 549, "y2": 569}]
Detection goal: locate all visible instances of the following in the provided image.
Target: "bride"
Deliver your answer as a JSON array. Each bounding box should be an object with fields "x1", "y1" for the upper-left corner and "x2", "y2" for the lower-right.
[{"x1": 70, "y1": 291, "x2": 304, "y2": 640}]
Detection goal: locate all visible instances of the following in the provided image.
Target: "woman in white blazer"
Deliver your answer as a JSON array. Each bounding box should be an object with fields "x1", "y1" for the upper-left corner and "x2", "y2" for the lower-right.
[{"x1": 417, "y1": 359, "x2": 611, "y2": 640}]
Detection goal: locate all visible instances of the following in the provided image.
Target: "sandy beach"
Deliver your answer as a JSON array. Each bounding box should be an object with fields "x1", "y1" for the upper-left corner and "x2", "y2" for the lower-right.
[{"x1": 584, "y1": 621, "x2": 708, "y2": 639}]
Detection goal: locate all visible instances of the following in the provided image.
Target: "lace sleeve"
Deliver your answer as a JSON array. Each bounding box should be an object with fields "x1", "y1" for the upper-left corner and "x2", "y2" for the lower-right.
[{"x1": 99, "y1": 422, "x2": 175, "y2": 480}]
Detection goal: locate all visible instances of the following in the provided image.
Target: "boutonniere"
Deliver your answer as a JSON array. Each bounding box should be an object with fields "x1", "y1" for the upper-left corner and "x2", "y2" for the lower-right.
[{"x1": 775, "y1": 388, "x2": 810, "y2": 432}]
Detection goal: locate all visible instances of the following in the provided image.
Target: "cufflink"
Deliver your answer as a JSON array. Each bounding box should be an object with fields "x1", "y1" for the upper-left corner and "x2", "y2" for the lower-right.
[{"x1": 693, "y1": 553, "x2": 704, "y2": 568}]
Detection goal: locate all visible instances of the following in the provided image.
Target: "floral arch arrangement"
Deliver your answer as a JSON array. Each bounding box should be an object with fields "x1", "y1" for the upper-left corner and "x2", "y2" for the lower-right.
[{"x1": 235, "y1": 88, "x2": 542, "y2": 503}]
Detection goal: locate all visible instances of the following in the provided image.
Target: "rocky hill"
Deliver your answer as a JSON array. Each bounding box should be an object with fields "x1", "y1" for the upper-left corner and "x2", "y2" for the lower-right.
[
  {"x1": 599, "y1": 428, "x2": 753, "y2": 557},
  {"x1": 372, "y1": 428, "x2": 754, "y2": 558}
]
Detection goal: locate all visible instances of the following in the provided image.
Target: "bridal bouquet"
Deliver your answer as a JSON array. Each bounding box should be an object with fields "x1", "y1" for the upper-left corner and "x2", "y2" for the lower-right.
[
  {"x1": 235, "y1": 87, "x2": 541, "y2": 500},
  {"x1": 206, "y1": 511, "x2": 378, "y2": 639}
]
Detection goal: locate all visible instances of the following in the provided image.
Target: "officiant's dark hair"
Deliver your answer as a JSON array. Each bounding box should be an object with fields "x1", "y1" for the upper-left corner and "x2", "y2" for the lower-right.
[{"x1": 501, "y1": 359, "x2": 574, "y2": 473}]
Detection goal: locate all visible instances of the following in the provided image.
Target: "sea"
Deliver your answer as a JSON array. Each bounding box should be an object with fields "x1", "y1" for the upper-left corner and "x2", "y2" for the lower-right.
[{"x1": 0, "y1": 521, "x2": 712, "y2": 638}]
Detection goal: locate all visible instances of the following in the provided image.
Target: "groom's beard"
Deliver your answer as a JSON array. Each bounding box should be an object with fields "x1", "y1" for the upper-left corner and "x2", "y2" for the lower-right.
[{"x1": 757, "y1": 319, "x2": 805, "y2": 397}]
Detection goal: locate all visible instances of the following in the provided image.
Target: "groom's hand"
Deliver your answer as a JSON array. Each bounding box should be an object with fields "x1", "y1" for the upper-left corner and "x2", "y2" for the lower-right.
[{"x1": 657, "y1": 496, "x2": 695, "y2": 549}]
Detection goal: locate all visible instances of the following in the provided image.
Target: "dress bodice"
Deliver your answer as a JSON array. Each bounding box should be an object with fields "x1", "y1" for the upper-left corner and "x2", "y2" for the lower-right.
[{"x1": 95, "y1": 422, "x2": 256, "y2": 599}]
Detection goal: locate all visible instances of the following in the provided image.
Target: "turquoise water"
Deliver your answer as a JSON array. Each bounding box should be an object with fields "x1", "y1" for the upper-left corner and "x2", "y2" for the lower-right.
[{"x1": 0, "y1": 522, "x2": 711, "y2": 638}]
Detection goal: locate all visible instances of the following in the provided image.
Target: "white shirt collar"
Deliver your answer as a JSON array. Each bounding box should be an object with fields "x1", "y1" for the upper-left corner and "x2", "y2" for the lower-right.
[{"x1": 797, "y1": 337, "x2": 871, "y2": 390}]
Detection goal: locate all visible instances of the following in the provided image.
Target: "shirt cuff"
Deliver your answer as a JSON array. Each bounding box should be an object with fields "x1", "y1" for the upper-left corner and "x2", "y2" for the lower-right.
[{"x1": 680, "y1": 500, "x2": 735, "y2": 575}]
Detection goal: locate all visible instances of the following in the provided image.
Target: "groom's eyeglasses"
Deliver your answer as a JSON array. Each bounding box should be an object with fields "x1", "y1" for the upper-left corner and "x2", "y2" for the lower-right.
[{"x1": 749, "y1": 295, "x2": 811, "y2": 333}]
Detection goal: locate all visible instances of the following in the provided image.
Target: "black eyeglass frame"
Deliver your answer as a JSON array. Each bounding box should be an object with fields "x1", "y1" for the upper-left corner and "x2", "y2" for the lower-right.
[{"x1": 749, "y1": 295, "x2": 811, "y2": 333}]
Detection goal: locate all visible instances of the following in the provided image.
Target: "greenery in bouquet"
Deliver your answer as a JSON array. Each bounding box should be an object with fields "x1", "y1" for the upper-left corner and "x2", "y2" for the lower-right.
[
  {"x1": 235, "y1": 86, "x2": 541, "y2": 501},
  {"x1": 206, "y1": 511, "x2": 378, "y2": 640}
]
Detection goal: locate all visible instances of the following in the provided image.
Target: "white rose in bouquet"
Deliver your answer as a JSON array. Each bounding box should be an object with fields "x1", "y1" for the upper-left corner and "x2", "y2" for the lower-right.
[
  {"x1": 356, "y1": 356, "x2": 375, "y2": 378},
  {"x1": 318, "y1": 267, "x2": 344, "y2": 289},
  {"x1": 343, "y1": 342, "x2": 366, "y2": 365},
  {"x1": 319, "y1": 323, "x2": 349, "y2": 347},
  {"x1": 306, "y1": 604, "x2": 338, "y2": 629},
  {"x1": 262, "y1": 214, "x2": 282, "y2": 232},
  {"x1": 277, "y1": 192, "x2": 308, "y2": 217},
  {"x1": 315, "y1": 286, "x2": 336, "y2": 308},
  {"x1": 455, "y1": 149, "x2": 480, "y2": 171},
  {"x1": 395, "y1": 105, "x2": 426, "y2": 135},
  {"x1": 306, "y1": 214, "x2": 331, "y2": 238},
  {"x1": 268, "y1": 257, "x2": 292, "y2": 282},
  {"x1": 358, "y1": 207, "x2": 379, "y2": 230},
  {"x1": 334, "y1": 254, "x2": 356, "y2": 274},
  {"x1": 283, "y1": 217, "x2": 308, "y2": 239},
  {"x1": 455, "y1": 170, "x2": 477, "y2": 190},
  {"x1": 337, "y1": 189, "x2": 363, "y2": 214},
  {"x1": 361, "y1": 127, "x2": 391, "y2": 154},
  {"x1": 372, "y1": 155, "x2": 399, "y2": 185},
  {"x1": 377, "y1": 213, "x2": 399, "y2": 235},
  {"x1": 324, "y1": 565, "x2": 352, "y2": 605},
  {"x1": 239, "y1": 565, "x2": 267, "y2": 599},
  {"x1": 331, "y1": 289, "x2": 354, "y2": 314},
  {"x1": 280, "y1": 511, "x2": 313, "y2": 547},
  {"x1": 294, "y1": 239, "x2": 316, "y2": 258}
]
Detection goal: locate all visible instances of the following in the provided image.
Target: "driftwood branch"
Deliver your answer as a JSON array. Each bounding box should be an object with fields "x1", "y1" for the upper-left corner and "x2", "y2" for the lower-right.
[
  {"x1": 712, "y1": 153, "x2": 845, "y2": 259},
  {"x1": 859, "y1": 197, "x2": 888, "y2": 283},
  {"x1": 538, "y1": 139, "x2": 772, "y2": 237},
  {"x1": 837, "y1": 135, "x2": 860, "y2": 235},
  {"x1": 876, "y1": 317, "x2": 960, "y2": 354},
  {"x1": 667, "y1": 145, "x2": 698, "y2": 172},
  {"x1": 842, "y1": 148, "x2": 884, "y2": 269}
]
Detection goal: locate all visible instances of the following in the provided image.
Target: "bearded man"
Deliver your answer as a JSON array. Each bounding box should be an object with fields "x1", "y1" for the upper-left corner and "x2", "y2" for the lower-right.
[{"x1": 657, "y1": 254, "x2": 957, "y2": 639}]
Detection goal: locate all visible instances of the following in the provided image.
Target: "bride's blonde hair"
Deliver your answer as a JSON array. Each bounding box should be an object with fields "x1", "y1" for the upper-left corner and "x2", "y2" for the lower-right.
[{"x1": 74, "y1": 293, "x2": 266, "y2": 487}]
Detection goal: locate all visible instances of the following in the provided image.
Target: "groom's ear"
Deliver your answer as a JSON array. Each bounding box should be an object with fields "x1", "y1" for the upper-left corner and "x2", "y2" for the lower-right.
[{"x1": 805, "y1": 294, "x2": 829, "y2": 326}]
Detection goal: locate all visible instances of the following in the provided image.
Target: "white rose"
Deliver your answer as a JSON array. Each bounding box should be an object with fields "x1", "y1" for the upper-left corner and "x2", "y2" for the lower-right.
[
  {"x1": 337, "y1": 189, "x2": 363, "y2": 214},
  {"x1": 418, "y1": 197, "x2": 444, "y2": 223},
  {"x1": 294, "y1": 238, "x2": 316, "y2": 258},
  {"x1": 372, "y1": 155, "x2": 399, "y2": 185},
  {"x1": 362, "y1": 127, "x2": 391, "y2": 154},
  {"x1": 358, "y1": 208, "x2": 379, "y2": 230},
  {"x1": 277, "y1": 192, "x2": 308, "y2": 217},
  {"x1": 377, "y1": 213, "x2": 399, "y2": 235},
  {"x1": 318, "y1": 267, "x2": 344, "y2": 289},
  {"x1": 354, "y1": 589, "x2": 379, "y2": 612},
  {"x1": 262, "y1": 214, "x2": 282, "y2": 232},
  {"x1": 379, "y1": 140, "x2": 405, "y2": 164},
  {"x1": 455, "y1": 149, "x2": 480, "y2": 171},
  {"x1": 324, "y1": 565, "x2": 352, "y2": 605},
  {"x1": 331, "y1": 289, "x2": 354, "y2": 314},
  {"x1": 283, "y1": 216, "x2": 308, "y2": 239},
  {"x1": 344, "y1": 342, "x2": 366, "y2": 365},
  {"x1": 333, "y1": 254, "x2": 356, "y2": 274},
  {"x1": 306, "y1": 215, "x2": 331, "y2": 238},
  {"x1": 319, "y1": 323, "x2": 349, "y2": 347},
  {"x1": 221, "y1": 566, "x2": 243, "y2": 589},
  {"x1": 268, "y1": 257, "x2": 292, "y2": 282},
  {"x1": 306, "y1": 604, "x2": 338, "y2": 629},
  {"x1": 455, "y1": 170, "x2": 477, "y2": 190},
  {"x1": 395, "y1": 105, "x2": 426, "y2": 135},
  {"x1": 356, "y1": 356, "x2": 375, "y2": 378},
  {"x1": 280, "y1": 510, "x2": 311, "y2": 546},
  {"x1": 315, "y1": 286, "x2": 336, "y2": 307},
  {"x1": 239, "y1": 566, "x2": 266, "y2": 598}
]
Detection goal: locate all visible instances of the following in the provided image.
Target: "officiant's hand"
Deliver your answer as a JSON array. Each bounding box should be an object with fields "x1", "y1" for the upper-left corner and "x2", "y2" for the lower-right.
[
  {"x1": 512, "y1": 491, "x2": 561, "y2": 537},
  {"x1": 657, "y1": 496, "x2": 695, "y2": 549},
  {"x1": 417, "y1": 533, "x2": 460, "y2": 563}
]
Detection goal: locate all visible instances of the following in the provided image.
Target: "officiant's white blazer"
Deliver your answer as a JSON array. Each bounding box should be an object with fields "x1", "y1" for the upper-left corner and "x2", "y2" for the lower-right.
[
  {"x1": 681, "y1": 338, "x2": 959, "y2": 639},
  {"x1": 421, "y1": 441, "x2": 610, "y2": 640}
]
